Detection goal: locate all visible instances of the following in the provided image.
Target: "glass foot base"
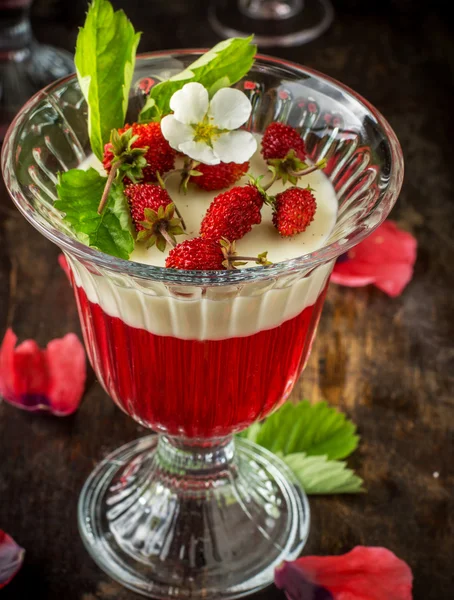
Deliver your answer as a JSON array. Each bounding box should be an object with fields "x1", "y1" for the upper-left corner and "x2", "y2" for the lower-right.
[
  {"x1": 78, "y1": 435, "x2": 310, "y2": 599},
  {"x1": 209, "y1": 0, "x2": 334, "y2": 47}
]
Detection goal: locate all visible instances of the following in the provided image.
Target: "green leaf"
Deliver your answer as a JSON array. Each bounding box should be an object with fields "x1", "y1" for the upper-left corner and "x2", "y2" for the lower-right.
[
  {"x1": 237, "y1": 421, "x2": 261, "y2": 442},
  {"x1": 138, "y1": 96, "x2": 160, "y2": 123},
  {"x1": 246, "y1": 400, "x2": 360, "y2": 460},
  {"x1": 283, "y1": 453, "x2": 365, "y2": 495},
  {"x1": 55, "y1": 168, "x2": 134, "y2": 259},
  {"x1": 138, "y1": 37, "x2": 256, "y2": 122},
  {"x1": 75, "y1": 0, "x2": 141, "y2": 159}
]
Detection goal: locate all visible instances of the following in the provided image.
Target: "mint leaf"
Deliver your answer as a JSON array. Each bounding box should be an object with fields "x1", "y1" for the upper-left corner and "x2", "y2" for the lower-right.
[
  {"x1": 139, "y1": 37, "x2": 256, "y2": 122},
  {"x1": 283, "y1": 453, "x2": 365, "y2": 495},
  {"x1": 75, "y1": 0, "x2": 141, "y2": 160},
  {"x1": 55, "y1": 168, "x2": 134, "y2": 259},
  {"x1": 243, "y1": 400, "x2": 359, "y2": 460}
]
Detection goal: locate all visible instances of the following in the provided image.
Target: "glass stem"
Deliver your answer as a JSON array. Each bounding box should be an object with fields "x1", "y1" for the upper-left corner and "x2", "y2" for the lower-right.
[
  {"x1": 156, "y1": 434, "x2": 235, "y2": 478},
  {"x1": 239, "y1": 0, "x2": 304, "y2": 20}
]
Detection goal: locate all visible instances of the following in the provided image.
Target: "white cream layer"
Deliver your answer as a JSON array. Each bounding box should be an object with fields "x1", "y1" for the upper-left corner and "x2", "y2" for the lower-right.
[{"x1": 70, "y1": 140, "x2": 337, "y2": 340}]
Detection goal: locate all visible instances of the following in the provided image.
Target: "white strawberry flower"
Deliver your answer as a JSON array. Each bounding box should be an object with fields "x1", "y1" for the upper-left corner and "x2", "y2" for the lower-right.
[{"x1": 161, "y1": 82, "x2": 257, "y2": 166}]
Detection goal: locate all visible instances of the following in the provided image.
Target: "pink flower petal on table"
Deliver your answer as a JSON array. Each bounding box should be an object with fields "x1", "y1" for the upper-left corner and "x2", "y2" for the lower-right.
[
  {"x1": 0, "y1": 328, "x2": 86, "y2": 416},
  {"x1": 275, "y1": 546, "x2": 413, "y2": 600},
  {"x1": 58, "y1": 253, "x2": 71, "y2": 282},
  {"x1": 331, "y1": 221, "x2": 417, "y2": 297},
  {"x1": 0, "y1": 530, "x2": 24, "y2": 589},
  {"x1": 46, "y1": 334, "x2": 86, "y2": 415}
]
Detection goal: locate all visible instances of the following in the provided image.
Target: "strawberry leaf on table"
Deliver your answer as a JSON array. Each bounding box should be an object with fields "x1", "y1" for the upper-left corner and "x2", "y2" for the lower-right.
[
  {"x1": 139, "y1": 37, "x2": 257, "y2": 122},
  {"x1": 238, "y1": 400, "x2": 364, "y2": 495},
  {"x1": 242, "y1": 400, "x2": 359, "y2": 460},
  {"x1": 55, "y1": 168, "x2": 135, "y2": 259},
  {"x1": 283, "y1": 453, "x2": 365, "y2": 495},
  {"x1": 75, "y1": 0, "x2": 141, "y2": 160}
]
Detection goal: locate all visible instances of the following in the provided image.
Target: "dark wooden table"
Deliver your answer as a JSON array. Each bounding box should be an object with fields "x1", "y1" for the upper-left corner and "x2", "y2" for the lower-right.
[{"x1": 1, "y1": 1, "x2": 453, "y2": 599}]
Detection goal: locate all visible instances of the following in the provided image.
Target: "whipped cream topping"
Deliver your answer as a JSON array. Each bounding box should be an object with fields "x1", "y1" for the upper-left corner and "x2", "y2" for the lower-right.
[{"x1": 69, "y1": 138, "x2": 338, "y2": 340}]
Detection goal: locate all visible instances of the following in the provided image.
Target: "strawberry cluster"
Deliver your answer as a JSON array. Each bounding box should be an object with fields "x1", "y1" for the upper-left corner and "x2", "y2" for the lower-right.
[{"x1": 102, "y1": 120, "x2": 320, "y2": 270}]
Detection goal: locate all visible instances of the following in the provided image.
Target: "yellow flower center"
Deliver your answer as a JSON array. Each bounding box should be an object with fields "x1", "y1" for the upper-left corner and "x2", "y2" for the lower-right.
[
  {"x1": 192, "y1": 118, "x2": 228, "y2": 145},
  {"x1": 192, "y1": 121, "x2": 218, "y2": 144}
]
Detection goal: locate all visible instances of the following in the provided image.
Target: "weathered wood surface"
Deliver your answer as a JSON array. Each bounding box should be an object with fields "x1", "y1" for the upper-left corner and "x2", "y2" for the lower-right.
[{"x1": 0, "y1": 1, "x2": 453, "y2": 599}]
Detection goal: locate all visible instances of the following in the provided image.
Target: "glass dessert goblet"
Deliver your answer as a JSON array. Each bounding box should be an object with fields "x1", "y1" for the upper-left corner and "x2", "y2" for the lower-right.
[{"x1": 1, "y1": 52, "x2": 403, "y2": 599}]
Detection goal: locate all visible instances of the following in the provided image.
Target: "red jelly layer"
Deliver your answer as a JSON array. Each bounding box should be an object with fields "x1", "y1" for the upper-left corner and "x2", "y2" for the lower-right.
[{"x1": 74, "y1": 284, "x2": 327, "y2": 439}]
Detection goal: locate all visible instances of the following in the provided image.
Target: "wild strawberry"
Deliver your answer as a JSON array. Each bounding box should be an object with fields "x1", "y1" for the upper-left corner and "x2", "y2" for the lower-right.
[
  {"x1": 261, "y1": 122, "x2": 306, "y2": 161},
  {"x1": 272, "y1": 186, "x2": 317, "y2": 237},
  {"x1": 166, "y1": 238, "x2": 226, "y2": 271},
  {"x1": 190, "y1": 161, "x2": 249, "y2": 191},
  {"x1": 200, "y1": 185, "x2": 263, "y2": 241},
  {"x1": 124, "y1": 183, "x2": 184, "y2": 251},
  {"x1": 125, "y1": 183, "x2": 171, "y2": 231},
  {"x1": 103, "y1": 122, "x2": 176, "y2": 182},
  {"x1": 166, "y1": 238, "x2": 272, "y2": 271}
]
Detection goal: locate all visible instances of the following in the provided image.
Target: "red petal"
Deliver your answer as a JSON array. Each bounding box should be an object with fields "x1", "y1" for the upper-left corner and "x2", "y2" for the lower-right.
[
  {"x1": 0, "y1": 329, "x2": 50, "y2": 410},
  {"x1": 58, "y1": 253, "x2": 71, "y2": 282},
  {"x1": 330, "y1": 271, "x2": 376, "y2": 287},
  {"x1": 13, "y1": 340, "x2": 49, "y2": 397},
  {"x1": 45, "y1": 334, "x2": 86, "y2": 415},
  {"x1": 0, "y1": 329, "x2": 17, "y2": 403},
  {"x1": 332, "y1": 221, "x2": 417, "y2": 297},
  {"x1": 0, "y1": 329, "x2": 86, "y2": 416},
  {"x1": 290, "y1": 546, "x2": 413, "y2": 600},
  {"x1": 0, "y1": 530, "x2": 24, "y2": 589}
]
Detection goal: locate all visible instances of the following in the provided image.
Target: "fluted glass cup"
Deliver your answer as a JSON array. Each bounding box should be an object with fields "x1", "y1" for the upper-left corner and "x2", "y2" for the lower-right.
[{"x1": 1, "y1": 52, "x2": 403, "y2": 599}]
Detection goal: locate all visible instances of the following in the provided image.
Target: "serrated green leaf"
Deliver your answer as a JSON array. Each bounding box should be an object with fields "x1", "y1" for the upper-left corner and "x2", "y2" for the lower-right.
[
  {"x1": 138, "y1": 96, "x2": 160, "y2": 123},
  {"x1": 208, "y1": 75, "x2": 231, "y2": 97},
  {"x1": 283, "y1": 453, "x2": 365, "y2": 495},
  {"x1": 237, "y1": 421, "x2": 261, "y2": 442},
  {"x1": 55, "y1": 168, "x2": 134, "y2": 259},
  {"x1": 247, "y1": 400, "x2": 359, "y2": 460},
  {"x1": 139, "y1": 37, "x2": 256, "y2": 122},
  {"x1": 75, "y1": 0, "x2": 141, "y2": 159}
]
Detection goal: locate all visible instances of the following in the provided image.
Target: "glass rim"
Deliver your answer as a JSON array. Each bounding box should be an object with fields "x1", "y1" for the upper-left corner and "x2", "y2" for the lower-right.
[{"x1": 1, "y1": 50, "x2": 404, "y2": 286}]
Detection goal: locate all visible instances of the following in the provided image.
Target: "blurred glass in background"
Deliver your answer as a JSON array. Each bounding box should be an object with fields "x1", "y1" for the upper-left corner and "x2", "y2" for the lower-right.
[
  {"x1": 0, "y1": 0, "x2": 73, "y2": 140},
  {"x1": 209, "y1": 0, "x2": 334, "y2": 47}
]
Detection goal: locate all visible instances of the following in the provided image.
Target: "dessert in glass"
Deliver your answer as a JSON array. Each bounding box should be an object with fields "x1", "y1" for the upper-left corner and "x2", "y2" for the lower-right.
[{"x1": 1, "y1": 28, "x2": 403, "y2": 600}]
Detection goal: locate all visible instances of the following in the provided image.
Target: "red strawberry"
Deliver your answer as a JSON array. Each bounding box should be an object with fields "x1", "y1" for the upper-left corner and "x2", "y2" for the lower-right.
[
  {"x1": 191, "y1": 161, "x2": 249, "y2": 191},
  {"x1": 272, "y1": 186, "x2": 317, "y2": 237},
  {"x1": 200, "y1": 185, "x2": 263, "y2": 241},
  {"x1": 166, "y1": 238, "x2": 226, "y2": 271},
  {"x1": 124, "y1": 183, "x2": 184, "y2": 251},
  {"x1": 125, "y1": 183, "x2": 172, "y2": 232},
  {"x1": 103, "y1": 122, "x2": 175, "y2": 182},
  {"x1": 261, "y1": 122, "x2": 306, "y2": 161}
]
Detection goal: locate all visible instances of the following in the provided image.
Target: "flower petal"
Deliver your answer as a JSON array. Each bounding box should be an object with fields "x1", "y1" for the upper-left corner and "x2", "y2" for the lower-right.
[
  {"x1": 276, "y1": 546, "x2": 413, "y2": 600},
  {"x1": 161, "y1": 115, "x2": 194, "y2": 151},
  {"x1": 58, "y1": 253, "x2": 71, "y2": 282},
  {"x1": 0, "y1": 530, "x2": 24, "y2": 589},
  {"x1": 331, "y1": 221, "x2": 417, "y2": 297},
  {"x1": 212, "y1": 130, "x2": 257, "y2": 164},
  {"x1": 45, "y1": 334, "x2": 87, "y2": 416},
  {"x1": 208, "y1": 88, "x2": 252, "y2": 129},
  {"x1": 11, "y1": 339, "x2": 49, "y2": 408},
  {"x1": 0, "y1": 328, "x2": 86, "y2": 416},
  {"x1": 330, "y1": 271, "x2": 377, "y2": 287},
  {"x1": 169, "y1": 82, "x2": 209, "y2": 125},
  {"x1": 0, "y1": 329, "x2": 16, "y2": 406},
  {"x1": 179, "y1": 140, "x2": 220, "y2": 165},
  {"x1": 275, "y1": 561, "x2": 333, "y2": 599}
]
